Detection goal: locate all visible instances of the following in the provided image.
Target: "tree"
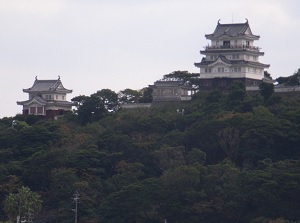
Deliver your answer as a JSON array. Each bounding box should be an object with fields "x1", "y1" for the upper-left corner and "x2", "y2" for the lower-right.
[
  {"x1": 139, "y1": 87, "x2": 153, "y2": 103},
  {"x1": 93, "y1": 89, "x2": 118, "y2": 112},
  {"x1": 76, "y1": 95, "x2": 106, "y2": 124},
  {"x1": 4, "y1": 186, "x2": 42, "y2": 223},
  {"x1": 227, "y1": 82, "x2": 246, "y2": 108},
  {"x1": 163, "y1": 70, "x2": 199, "y2": 81},
  {"x1": 276, "y1": 68, "x2": 300, "y2": 86},
  {"x1": 259, "y1": 82, "x2": 274, "y2": 102},
  {"x1": 218, "y1": 127, "x2": 240, "y2": 161},
  {"x1": 71, "y1": 95, "x2": 89, "y2": 109},
  {"x1": 118, "y1": 88, "x2": 141, "y2": 104}
]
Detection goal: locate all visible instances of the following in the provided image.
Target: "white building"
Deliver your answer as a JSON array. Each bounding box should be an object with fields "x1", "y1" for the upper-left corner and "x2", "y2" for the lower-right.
[
  {"x1": 17, "y1": 77, "x2": 74, "y2": 118},
  {"x1": 194, "y1": 19, "x2": 270, "y2": 90}
]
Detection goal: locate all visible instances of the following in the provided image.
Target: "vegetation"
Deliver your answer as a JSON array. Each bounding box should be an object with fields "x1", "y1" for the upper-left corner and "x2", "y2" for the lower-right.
[{"x1": 1, "y1": 78, "x2": 300, "y2": 222}]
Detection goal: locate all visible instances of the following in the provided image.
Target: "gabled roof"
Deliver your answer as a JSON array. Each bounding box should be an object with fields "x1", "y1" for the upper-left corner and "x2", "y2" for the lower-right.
[
  {"x1": 23, "y1": 76, "x2": 72, "y2": 93},
  {"x1": 17, "y1": 95, "x2": 75, "y2": 107},
  {"x1": 194, "y1": 55, "x2": 270, "y2": 68},
  {"x1": 207, "y1": 56, "x2": 232, "y2": 67},
  {"x1": 205, "y1": 19, "x2": 260, "y2": 40},
  {"x1": 17, "y1": 96, "x2": 47, "y2": 106}
]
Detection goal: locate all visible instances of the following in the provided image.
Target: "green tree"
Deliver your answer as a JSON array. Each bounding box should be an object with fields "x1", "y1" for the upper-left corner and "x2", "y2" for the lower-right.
[
  {"x1": 118, "y1": 88, "x2": 141, "y2": 104},
  {"x1": 4, "y1": 186, "x2": 42, "y2": 223},
  {"x1": 139, "y1": 87, "x2": 153, "y2": 103},
  {"x1": 93, "y1": 89, "x2": 118, "y2": 112},
  {"x1": 259, "y1": 82, "x2": 274, "y2": 102},
  {"x1": 227, "y1": 82, "x2": 246, "y2": 109},
  {"x1": 276, "y1": 68, "x2": 300, "y2": 86},
  {"x1": 76, "y1": 95, "x2": 106, "y2": 124}
]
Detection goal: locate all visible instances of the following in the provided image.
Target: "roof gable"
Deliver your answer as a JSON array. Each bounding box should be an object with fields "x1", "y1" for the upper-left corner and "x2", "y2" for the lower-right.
[
  {"x1": 23, "y1": 77, "x2": 72, "y2": 93},
  {"x1": 208, "y1": 56, "x2": 232, "y2": 67},
  {"x1": 205, "y1": 19, "x2": 259, "y2": 39}
]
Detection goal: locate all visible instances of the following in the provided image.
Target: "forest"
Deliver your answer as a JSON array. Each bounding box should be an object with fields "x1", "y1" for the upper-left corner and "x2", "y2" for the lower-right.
[{"x1": 0, "y1": 70, "x2": 300, "y2": 223}]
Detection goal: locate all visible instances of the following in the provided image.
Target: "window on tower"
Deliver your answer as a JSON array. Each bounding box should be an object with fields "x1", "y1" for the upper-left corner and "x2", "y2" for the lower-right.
[
  {"x1": 205, "y1": 68, "x2": 212, "y2": 73},
  {"x1": 234, "y1": 67, "x2": 241, "y2": 72},
  {"x1": 219, "y1": 80, "x2": 226, "y2": 86},
  {"x1": 233, "y1": 55, "x2": 240, "y2": 59},
  {"x1": 203, "y1": 80, "x2": 212, "y2": 86},
  {"x1": 218, "y1": 67, "x2": 224, "y2": 73},
  {"x1": 223, "y1": 41, "x2": 230, "y2": 48}
]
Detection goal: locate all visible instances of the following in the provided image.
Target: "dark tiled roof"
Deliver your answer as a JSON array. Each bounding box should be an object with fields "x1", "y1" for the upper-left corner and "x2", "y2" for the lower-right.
[
  {"x1": 205, "y1": 20, "x2": 259, "y2": 39},
  {"x1": 23, "y1": 77, "x2": 72, "y2": 93},
  {"x1": 17, "y1": 96, "x2": 47, "y2": 106},
  {"x1": 17, "y1": 96, "x2": 74, "y2": 107},
  {"x1": 200, "y1": 49, "x2": 265, "y2": 56},
  {"x1": 48, "y1": 101, "x2": 75, "y2": 106},
  {"x1": 194, "y1": 56, "x2": 270, "y2": 68}
]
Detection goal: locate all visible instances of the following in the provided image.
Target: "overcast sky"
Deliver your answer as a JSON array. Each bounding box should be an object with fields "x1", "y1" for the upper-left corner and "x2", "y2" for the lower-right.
[{"x1": 1, "y1": 0, "x2": 299, "y2": 118}]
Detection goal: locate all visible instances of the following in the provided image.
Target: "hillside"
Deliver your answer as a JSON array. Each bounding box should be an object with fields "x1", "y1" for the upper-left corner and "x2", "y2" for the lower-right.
[{"x1": 0, "y1": 84, "x2": 300, "y2": 223}]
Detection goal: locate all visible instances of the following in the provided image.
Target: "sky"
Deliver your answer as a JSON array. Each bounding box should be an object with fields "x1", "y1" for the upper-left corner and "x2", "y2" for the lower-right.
[{"x1": 1, "y1": 0, "x2": 300, "y2": 118}]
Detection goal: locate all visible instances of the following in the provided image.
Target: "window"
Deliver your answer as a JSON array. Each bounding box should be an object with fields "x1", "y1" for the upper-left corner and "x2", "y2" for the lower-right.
[
  {"x1": 29, "y1": 107, "x2": 36, "y2": 114},
  {"x1": 223, "y1": 41, "x2": 230, "y2": 47},
  {"x1": 234, "y1": 67, "x2": 241, "y2": 72},
  {"x1": 205, "y1": 68, "x2": 212, "y2": 73},
  {"x1": 218, "y1": 67, "x2": 224, "y2": 73},
  {"x1": 37, "y1": 107, "x2": 43, "y2": 114},
  {"x1": 56, "y1": 95, "x2": 58, "y2": 100},
  {"x1": 246, "y1": 41, "x2": 250, "y2": 46},
  {"x1": 203, "y1": 80, "x2": 212, "y2": 86},
  {"x1": 62, "y1": 96, "x2": 65, "y2": 100},
  {"x1": 233, "y1": 54, "x2": 239, "y2": 59},
  {"x1": 219, "y1": 80, "x2": 226, "y2": 86}
]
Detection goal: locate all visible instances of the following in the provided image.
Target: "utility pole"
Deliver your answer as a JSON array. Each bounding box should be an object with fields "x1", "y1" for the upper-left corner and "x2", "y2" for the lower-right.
[{"x1": 72, "y1": 191, "x2": 80, "y2": 223}]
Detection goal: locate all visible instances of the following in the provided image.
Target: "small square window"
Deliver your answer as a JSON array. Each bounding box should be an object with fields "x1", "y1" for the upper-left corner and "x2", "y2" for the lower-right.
[
  {"x1": 219, "y1": 80, "x2": 226, "y2": 86},
  {"x1": 218, "y1": 67, "x2": 224, "y2": 73},
  {"x1": 30, "y1": 107, "x2": 36, "y2": 114},
  {"x1": 37, "y1": 107, "x2": 43, "y2": 114},
  {"x1": 203, "y1": 80, "x2": 212, "y2": 86}
]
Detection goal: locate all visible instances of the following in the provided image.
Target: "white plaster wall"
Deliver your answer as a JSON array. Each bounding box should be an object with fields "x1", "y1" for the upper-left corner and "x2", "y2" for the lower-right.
[{"x1": 46, "y1": 105, "x2": 72, "y2": 111}]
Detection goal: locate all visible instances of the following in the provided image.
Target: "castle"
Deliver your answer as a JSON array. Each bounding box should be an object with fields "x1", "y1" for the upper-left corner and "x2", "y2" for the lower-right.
[
  {"x1": 17, "y1": 76, "x2": 74, "y2": 118},
  {"x1": 151, "y1": 19, "x2": 272, "y2": 102},
  {"x1": 194, "y1": 19, "x2": 271, "y2": 90},
  {"x1": 17, "y1": 20, "x2": 299, "y2": 114}
]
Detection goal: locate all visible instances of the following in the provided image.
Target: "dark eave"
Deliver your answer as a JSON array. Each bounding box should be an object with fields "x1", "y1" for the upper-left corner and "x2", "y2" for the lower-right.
[
  {"x1": 205, "y1": 20, "x2": 259, "y2": 40},
  {"x1": 195, "y1": 57, "x2": 270, "y2": 68},
  {"x1": 200, "y1": 49, "x2": 265, "y2": 56},
  {"x1": 23, "y1": 77, "x2": 72, "y2": 93}
]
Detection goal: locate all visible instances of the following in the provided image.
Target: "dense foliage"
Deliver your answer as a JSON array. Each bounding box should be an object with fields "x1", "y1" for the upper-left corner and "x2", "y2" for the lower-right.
[{"x1": 1, "y1": 82, "x2": 300, "y2": 223}]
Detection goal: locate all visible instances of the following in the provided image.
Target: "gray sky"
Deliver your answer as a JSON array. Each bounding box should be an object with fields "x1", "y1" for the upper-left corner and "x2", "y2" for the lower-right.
[{"x1": 1, "y1": 0, "x2": 299, "y2": 118}]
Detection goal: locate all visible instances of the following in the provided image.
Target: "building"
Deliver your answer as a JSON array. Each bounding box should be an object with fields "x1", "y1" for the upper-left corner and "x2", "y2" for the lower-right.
[
  {"x1": 194, "y1": 19, "x2": 270, "y2": 90},
  {"x1": 151, "y1": 80, "x2": 193, "y2": 102},
  {"x1": 17, "y1": 76, "x2": 74, "y2": 118}
]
